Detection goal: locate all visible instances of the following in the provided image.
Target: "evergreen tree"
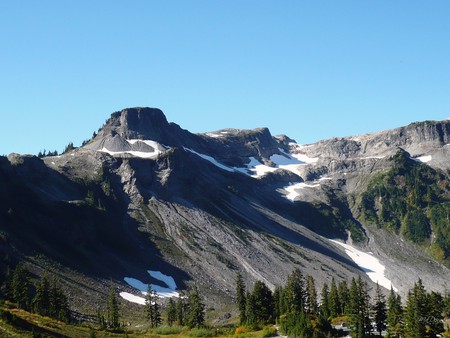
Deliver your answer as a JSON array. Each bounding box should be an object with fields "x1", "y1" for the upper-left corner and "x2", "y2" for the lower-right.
[
  {"x1": 425, "y1": 291, "x2": 444, "y2": 336},
  {"x1": 176, "y1": 292, "x2": 185, "y2": 326},
  {"x1": 338, "y1": 280, "x2": 349, "y2": 315},
  {"x1": 12, "y1": 264, "x2": 31, "y2": 310},
  {"x1": 404, "y1": 279, "x2": 429, "y2": 338},
  {"x1": 348, "y1": 276, "x2": 370, "y2": 338},
  {"x1": 328, "y1": 277, "x2": 340, "y2": 318},
  {"x1": 320, "y1": 282, "x2": 330, "y2": 319},
  {"x1": 33, "y1": 273, "x2": 50, "y2": 316},
  {"x1": 252, "y1": 280, "x2": 274, "y2": 324},
  {"x1": 1, "y1": 255, "x2": 13, "y2": 301},
  {"x1": 166, "y1": 298, "x2": 177, "y2": 326},
  {"x1": 108, "y1": 283, "x2": 120, "y2": 329},
  {"x1": 373, "y1": 283, "x2": 387, "y2": 336},
  {"x1": 145, "y1": 285, "x2": 161, "y2": 328},
  {"x1": 48, "y1": 277, "x2": 70, "y2": 322},
  {"x1": 272, "y1": 286, "x2": 283, "y2": 320},
  {"x1": 186, "y1": 287, "x2": 205, "y2": 328},
  {"x1": 386, "y1": 287, "x2": 403, "y2": 338},
  {"x1": 305, "y1": 275, "x2": 318, "y2": 316},
  {"x1": 284, "y1": 268, "x2": 305, "y2": 314},
  {"x1": 245, "y1": 291, "x2": 257, "y2": 326},
  {"x1": 236, "y1": 272, "x2": 247, "y2": 324}
]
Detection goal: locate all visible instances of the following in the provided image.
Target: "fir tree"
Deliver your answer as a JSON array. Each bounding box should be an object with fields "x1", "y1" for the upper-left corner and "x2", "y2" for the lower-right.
[
  {"x1": 425, "y1": 291, "x2": 444, "y2": 336},
  {"x1": 176, "y1": 292, "x2": 185, "y2": 326},
  {"x1": 186, "y1": 287, "x2": 205, "y2": 328},
  {"x1": 12, "y1": 264, "x2": 31, "y2": 310},
  {"x1": 320, "y1": 282, "x2": 330, "y2": 319},
  {"x1": 245, "y1": 291, "x2": 257, "y2": 326},
  {"x1": 236, "y1": 272, "x2": 247, "y2": 324},
  {"x1": 338, "y1": 280, "x2": 349, "y2": 315},
  {"x1": 404, "y1": 279, "x2": 427, "y2": 338},
  {"x1": 386, "y1": 287, "x2": 403, "y2": 338},
  {"x1": 305, "y1": 275, "x2": 318, "y2": 316},
  {"x1": 252, "y1": 280, "x2": 274, "y2": 324},
  {"x1": 145, "y1": 285, "x2": 161, "y2": 328},
  {"x1": 284, "y1": 268, "x2": 305, "y2": 314},
  {"x1": 328, "y1": 277, "x2": 340, "y2": 318},
  {"x1": 166, "y1": 298, "x2": 177, "y2": 326},
  {"x1": 108, "y1": 283, "x2": 120, "y2": 329},
  {"x1": 33, "y1": 273, "x2": 50, "y2": 316},
  {"x1": 272, "y1": 286, "x2": 283, "y2": 320},
  {"x1": 373, "y1": 283, "x2": 387, "y2": 336}
]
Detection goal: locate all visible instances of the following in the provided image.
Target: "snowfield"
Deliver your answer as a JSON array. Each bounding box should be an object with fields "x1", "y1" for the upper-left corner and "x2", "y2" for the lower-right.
[
  {"x1": 120, "y1": 270, "x2": 179, "y2": 305},
  {"x1": 99, "y1": 139, "x2": 168, "y2": 159},
  {"x1": 283, "y1": 182, "x2": 321, "y2": 201},
  {"x1": 329, "y1": 240, "x2": 398, "y2": 291},
  {"x1": 412, "y1": 155, "x2": 432, "y2": 163}
]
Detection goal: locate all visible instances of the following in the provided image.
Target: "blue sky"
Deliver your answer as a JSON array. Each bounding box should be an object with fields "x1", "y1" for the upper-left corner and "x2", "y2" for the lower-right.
[{"x1": 1, "y1": 1, "x2": 450, "y2": 155}]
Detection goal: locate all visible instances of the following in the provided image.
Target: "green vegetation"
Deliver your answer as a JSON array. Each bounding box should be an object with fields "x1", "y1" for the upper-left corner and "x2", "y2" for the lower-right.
[{"x1": 359, "y1": 149, "x2": 450, "y2": 263}]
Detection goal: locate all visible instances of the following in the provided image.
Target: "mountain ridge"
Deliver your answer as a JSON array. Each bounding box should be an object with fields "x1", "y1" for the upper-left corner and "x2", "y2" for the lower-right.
[{"x1": 1, "y1": 107, "x2": 449, "y2": 320}]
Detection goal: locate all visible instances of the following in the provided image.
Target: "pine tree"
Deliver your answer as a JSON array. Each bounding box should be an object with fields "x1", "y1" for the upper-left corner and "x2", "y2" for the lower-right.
[
  {"x1": 404, "y1": 279, "x2": 427, "y2": 338},
  {"x1": 284, "y1": 268, "x2": 305, "y2": 314},
  {"x1": 328, "y1": 277, "x2": 340, "y2": 318},
  {"x1": 245, "y1": 291, "x2": 257, "y2": 326},
  {"x1": 236, "y1": 272, "x2": 247, "y2": 324},
  {"x1": 176, "y1": 292, "x2": 185, "y2": 326},
  {"x1": 348, "y1": 276, "x2": 370, "y2": 338},
  {"x1": 373, "y1": 283, "x2": 387, "y2": 336},
  {"x1": 186, "y1": 287, "x2": 205, "y2": 328},
  {"x1": 33, "y1": 273, "x2": 50, "y2": 316},
  {"x1": 166, "y1": 298, "x2": 177, "y2": 326},
  {"x1": 108, "y1": 283, "x2": 120, "y2": 329},
  {"x1": 252, "y1": 280, "x2": 274, "y2": 324},
  {"x1": 272, "y1": 286, "x2": 282, "y2": 320},
  {"x1": 305, "y1": 275, "x2": 318, "y2": 316},
  {"x1": 320, "y1": 282, "x2": 330, "y2": 319},
  {"x1": 338, "y1": 280, "x2": 349, "y2": 315},
  {"x1": 387, "y1": 287, "x2": 403, "y2": 338},
  {"x1": 12, "y1": 264, "x2": 31, "y2": 310},
  {"x1": 425, "y1": 291, "x2": 444, "y2": 336},
  {"x1": 145, "y1": 285, "x2": 161, "y2": 328}
]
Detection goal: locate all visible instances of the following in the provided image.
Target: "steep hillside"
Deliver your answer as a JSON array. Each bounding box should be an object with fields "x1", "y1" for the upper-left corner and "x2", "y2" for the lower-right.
[{"x1": 1, "y1": 108, "x2": 449, "y2": 320}]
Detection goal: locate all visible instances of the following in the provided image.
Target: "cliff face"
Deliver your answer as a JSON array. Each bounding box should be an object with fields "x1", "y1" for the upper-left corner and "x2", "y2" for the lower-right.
[{"x1": 1, "y1": 108, "x2": 449, "y2": 314}]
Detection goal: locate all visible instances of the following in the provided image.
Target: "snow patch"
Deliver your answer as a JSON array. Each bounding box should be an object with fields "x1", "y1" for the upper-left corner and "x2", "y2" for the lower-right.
[
  {"x1": 283, "y1": 182, "x2": 321, "y2": 201},
  {"x1": 412, "y1": 155, "x2": 432, "y2": 163},
  {"x1": 119, "y1": 292, "x2": 146, "y2": 305},
  {"x1": 184, "y1": 148, "x2": 235, "y2": 172},
  {"x1": 329, "y1": 240, "x2": 397, "y2": 291},
  {"x1": 121, "y1": 270, "x2": 179, "y2": 305}
]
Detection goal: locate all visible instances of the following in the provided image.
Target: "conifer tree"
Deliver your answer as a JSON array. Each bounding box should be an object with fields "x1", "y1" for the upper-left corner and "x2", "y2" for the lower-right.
[
  {"x1": 348, "y1": 276, "x2": 370, "y2": 338},
  {"x1": 33, "y1": 273, "x2": 50, "y2": 316},
  {"x1": 245, "y1": 291, "x2": 256, "y2": 326},
  {"x1": 320, "y1": 282, "x2": 330, "y2": 319},
  {"x1": 338, "y1": 280, "x2": 349, "y2": 315},
  {"x1": 373, "y1": 283, "x2": 387, "y2": 336},
  {"x1": 236, "y1": 272, "x2": 247, "y2": 324},
  {"x1": 272, "y1": 286, "x2": 282, "y2": 320},
  {"x1": 328, "y1": 277, "x2": 340, "y2": 318},
  {"x1": 252, "y1": 280, "x2": 274, "y2": 324},
  {"x1": 12, "y1": 264, "x2": 31, "y2": 310},
  {"x1": 305, "y1": 275, "x2": 318, "y2": 316},
  {"x1": 404, "y1": 279, "x2": 427, "y2": 338},
  {"x1": 166, "y1": 298, "x2": 177, "y2": 326},
  {"x1": 176, "y1": 292, "x2": 185, "y2": 326},
  {"x1": 284, "y1": 268, "x2": 305, "y2": 314},
  {"x1": 386, "y1": 287, "x2": 403, "y2": 338},
  {"x1": 186, "y1": 287, "x2": 205, "y2": 328},
  {"x1": 145, "y1": 285, "x2": 161, "y2": 328},
  {"x1": 108, "y1": 283, "x2": 120, "y2": 329},
  {"x1": 425, "y1": 291, "x2": 444, "y2": 336}
]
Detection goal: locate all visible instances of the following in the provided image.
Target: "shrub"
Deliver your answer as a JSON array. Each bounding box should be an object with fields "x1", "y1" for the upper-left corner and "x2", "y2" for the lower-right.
[
  {"x1": 262, "y1": 326, "x2": 277, "y2": 337},
  {"x1": 154, "y1": 325, "x2": 183, "y2": 335}
]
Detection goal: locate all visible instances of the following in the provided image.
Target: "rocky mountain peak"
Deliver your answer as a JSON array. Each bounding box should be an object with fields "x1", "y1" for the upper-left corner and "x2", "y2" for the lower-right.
[{"x1": 103, "y1": 107, "x2": 170, "y2": 140}]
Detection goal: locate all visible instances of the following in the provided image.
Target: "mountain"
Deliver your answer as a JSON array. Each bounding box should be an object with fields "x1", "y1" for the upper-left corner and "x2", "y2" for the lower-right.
[{"x1": 1, "y1": 107, "x2": 449, "y2": 321}]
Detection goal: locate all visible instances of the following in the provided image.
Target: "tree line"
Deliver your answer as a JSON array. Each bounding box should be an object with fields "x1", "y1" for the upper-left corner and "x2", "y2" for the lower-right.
[
  {"x1": 236, "y1": 269, "x2": 450, "y2": 338},
  {"x1": 0, "y1": 262, "x2": 70, "y2": 323}
]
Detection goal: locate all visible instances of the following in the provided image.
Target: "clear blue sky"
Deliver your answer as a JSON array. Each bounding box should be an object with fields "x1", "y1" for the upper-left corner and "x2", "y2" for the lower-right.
[{"x1": 1, "y1": 1, "x2": 450, "y2": 155}]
